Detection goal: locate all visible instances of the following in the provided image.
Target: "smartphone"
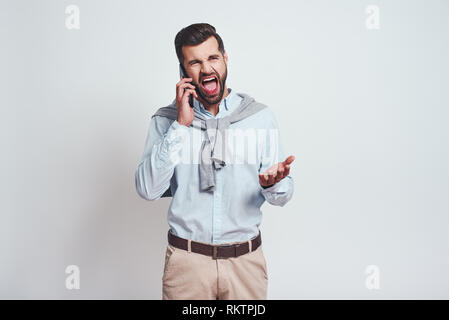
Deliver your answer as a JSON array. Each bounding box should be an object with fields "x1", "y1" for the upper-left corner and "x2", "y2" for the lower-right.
[{"x1": 179, "y1": 63, "x2": 194, "y2": 108}]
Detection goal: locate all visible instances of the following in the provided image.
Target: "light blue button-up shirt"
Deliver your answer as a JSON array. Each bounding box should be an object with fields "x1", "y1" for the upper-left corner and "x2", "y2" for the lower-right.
[{"x1": 135, "y1": 88, "x2": 294, "y2": 244}]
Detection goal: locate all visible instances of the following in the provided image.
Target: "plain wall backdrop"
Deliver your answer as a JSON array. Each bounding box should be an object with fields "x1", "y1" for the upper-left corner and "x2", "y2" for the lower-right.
[{"x1": 1, "y1": 0, "x2": 448, "y2": 299}]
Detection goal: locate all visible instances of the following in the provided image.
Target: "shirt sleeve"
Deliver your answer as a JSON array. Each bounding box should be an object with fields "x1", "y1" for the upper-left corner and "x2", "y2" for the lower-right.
[
  {"x1": 259, "y1": 109, "x2": 294, "y2": 207},
  {"x1": 135, "y1": 116, "x2": 190, "y2": 201}
]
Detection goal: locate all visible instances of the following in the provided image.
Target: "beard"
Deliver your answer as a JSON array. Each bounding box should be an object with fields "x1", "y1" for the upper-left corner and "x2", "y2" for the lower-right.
[{"x1": 194, "y1": 66, "x2": 228, "y2": 106}]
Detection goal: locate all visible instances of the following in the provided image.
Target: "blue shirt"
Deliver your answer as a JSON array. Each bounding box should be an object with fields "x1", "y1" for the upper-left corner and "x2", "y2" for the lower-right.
[{"x1": 135, "y1": 89, "x2": 294, "y2": 245}]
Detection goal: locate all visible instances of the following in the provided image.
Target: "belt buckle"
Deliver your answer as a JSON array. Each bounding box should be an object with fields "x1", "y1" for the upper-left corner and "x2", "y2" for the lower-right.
[
  {"x1": 213, "y1": 243, "x2": 242, "y2": 259},
  {"x1": 212, "y1": 245, "x2": 229, "y2": 260}
]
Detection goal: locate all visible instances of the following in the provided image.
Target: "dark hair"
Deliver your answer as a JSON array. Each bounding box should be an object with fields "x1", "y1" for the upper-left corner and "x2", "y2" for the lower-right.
[{"x1": 175, "y1": 23, "x2": 225, "y2": 66}]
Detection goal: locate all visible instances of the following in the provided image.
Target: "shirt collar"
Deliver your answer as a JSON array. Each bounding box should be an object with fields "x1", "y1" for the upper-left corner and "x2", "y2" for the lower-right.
[{"x1": 193, "y1": 88, "x2": 238, "y2": 117}]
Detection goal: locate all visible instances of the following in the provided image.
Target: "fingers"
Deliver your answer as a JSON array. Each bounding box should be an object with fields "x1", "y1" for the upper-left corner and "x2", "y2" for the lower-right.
[
  {"x1": 177, "y1": 77, "x2": 194, "y2": 93},
  {"x1": 259, "y1": 168, "x2": 278, "y2": 186},
  {"x1": 259, "y1": 172, "x2": 275, "y2": 186},
  {"x1": 176, "y1": 77, "x2": 193, "y2": 92},
  {"x1": 275, "y1": 165, "x2": 285, "y2": 182},
  {"x1": 177, "y1": 77, "x2": 192, "y2": 85},
  {"x1": 284, "y1": 164, "x2": 290, "y2": 177},
  {"x1": 284, "y1": 155, "x2": 295, "y2": 165},
  {"x1": 259, "y1": 159, "x2": 292, "y2": 187},
  {"x1": 177, "y1": 81, "x2": 196, "y2": 100},
  {"x1": 182, "y1": 88, "x2": 198, "y2": 100}
]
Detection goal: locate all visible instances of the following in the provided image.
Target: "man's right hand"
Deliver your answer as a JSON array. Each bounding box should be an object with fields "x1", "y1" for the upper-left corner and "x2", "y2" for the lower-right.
[{"x1": 176, "y1": 77, "x2": 197, "y2": 127}]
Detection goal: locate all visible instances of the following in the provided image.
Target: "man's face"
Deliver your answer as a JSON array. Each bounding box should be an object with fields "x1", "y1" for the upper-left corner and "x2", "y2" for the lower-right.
[{"x1": 182, "y1": 36, "x2": 228, "y2": 105}]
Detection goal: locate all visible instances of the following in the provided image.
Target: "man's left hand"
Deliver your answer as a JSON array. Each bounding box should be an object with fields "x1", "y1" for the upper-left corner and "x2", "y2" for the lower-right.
[{"x1": 259, "y1": 155, "x2": 295, "y2": 188}]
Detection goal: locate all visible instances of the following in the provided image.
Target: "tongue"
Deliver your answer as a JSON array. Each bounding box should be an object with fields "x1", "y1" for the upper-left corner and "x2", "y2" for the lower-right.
[{"x1": 204, "y1": 80, "x2": 217, "y2": 92}]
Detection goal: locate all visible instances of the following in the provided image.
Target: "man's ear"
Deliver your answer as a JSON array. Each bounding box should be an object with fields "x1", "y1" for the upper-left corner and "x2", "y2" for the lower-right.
[{"x1": 223, "y1": 51, "x2": 228, "y2": 64}]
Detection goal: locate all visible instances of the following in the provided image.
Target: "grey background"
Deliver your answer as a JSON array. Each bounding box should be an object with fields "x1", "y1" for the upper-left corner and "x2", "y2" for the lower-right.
[{"x1": 1, "y1": 0, "x2": 448, "y2": 299}]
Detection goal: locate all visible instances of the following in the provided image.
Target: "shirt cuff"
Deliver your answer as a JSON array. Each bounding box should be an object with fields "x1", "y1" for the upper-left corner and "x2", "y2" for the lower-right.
[{"x1": 260, "y1": 179, "x2": 289, "y2": 195}]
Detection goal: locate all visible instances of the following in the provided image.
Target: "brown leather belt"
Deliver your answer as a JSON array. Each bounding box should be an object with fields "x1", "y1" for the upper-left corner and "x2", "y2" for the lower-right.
[{"x1": 167, "y1": 229, "x2": 262, "y2": 259}]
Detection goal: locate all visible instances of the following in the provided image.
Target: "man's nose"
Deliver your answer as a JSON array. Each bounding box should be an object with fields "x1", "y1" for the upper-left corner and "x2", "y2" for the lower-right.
[{"x1": 200, "y1": 61, "x2": 214, "y2": 74}]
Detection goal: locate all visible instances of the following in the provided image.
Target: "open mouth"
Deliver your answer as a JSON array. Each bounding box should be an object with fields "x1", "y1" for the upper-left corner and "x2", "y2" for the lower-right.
[{"x1": 201, "y1": 76, "x2": 219, "y2": 95}]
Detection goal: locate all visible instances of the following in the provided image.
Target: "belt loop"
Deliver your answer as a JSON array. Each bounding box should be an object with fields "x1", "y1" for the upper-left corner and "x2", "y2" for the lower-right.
[
  {"x1": 213, "y1": 246, "x2": 218, "y2": 259},
  {"x1": 187, "y1": 239, "x2": 192, "y2": 253},
  {"x1": 248, "y1": 239, "x2": 252, "y2": 253}
]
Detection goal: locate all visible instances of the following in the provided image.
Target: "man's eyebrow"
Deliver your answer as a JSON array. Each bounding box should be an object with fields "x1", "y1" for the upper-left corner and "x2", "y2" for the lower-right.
[{"x1": 187, "y1": 54, "x2": 221, "y2": 65}]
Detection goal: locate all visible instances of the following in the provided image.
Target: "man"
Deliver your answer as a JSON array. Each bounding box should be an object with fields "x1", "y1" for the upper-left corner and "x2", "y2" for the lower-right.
[{"x1": 135, "y1": 23, "x2": 295, "y2": 300}]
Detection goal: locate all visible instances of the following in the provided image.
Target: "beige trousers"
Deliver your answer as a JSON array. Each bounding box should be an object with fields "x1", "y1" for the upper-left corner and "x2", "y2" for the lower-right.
[{"x1": 162, "y1": 239, "x2": 268, "y2": 300}]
